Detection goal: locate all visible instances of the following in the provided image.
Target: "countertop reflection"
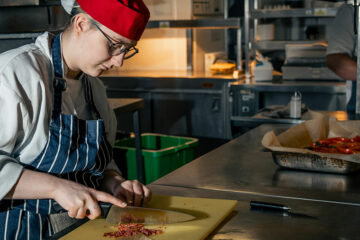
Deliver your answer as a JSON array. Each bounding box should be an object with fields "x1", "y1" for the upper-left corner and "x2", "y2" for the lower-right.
[{"x1": 272, "y1": 168, "x2": 360, "y2": 192}]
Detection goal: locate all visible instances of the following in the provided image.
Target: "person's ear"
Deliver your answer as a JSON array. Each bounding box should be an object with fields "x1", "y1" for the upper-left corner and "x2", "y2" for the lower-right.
[{"x1": 73, "y1": 13, "x2": 92, "y2": 35}]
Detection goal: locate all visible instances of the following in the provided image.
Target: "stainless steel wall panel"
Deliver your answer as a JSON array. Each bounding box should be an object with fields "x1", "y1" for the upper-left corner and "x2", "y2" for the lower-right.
[{"x1": 0, "y1": 6, "x2": 68, "y2": 34}]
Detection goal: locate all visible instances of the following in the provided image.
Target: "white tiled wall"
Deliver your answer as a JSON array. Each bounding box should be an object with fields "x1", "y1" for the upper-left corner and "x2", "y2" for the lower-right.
[
  {"x1": 119, "y1": 28, "x2": 188, "y2": 71},
  {"x1": 117, "y1": 0, "x2": 225, "y2": 73},
  {"x1": 117, "y1": 0, "x2": 191, "y2": 72}
]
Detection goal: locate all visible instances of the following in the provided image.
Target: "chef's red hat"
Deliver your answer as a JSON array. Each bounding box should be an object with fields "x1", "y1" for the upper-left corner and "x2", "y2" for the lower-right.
[{"x1": 76, "y1": 0, "x2": 150, "y2": 41}]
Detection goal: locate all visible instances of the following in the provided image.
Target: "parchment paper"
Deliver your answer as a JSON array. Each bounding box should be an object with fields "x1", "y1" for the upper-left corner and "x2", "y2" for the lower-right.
[{"x1": 261, "y1": 111, "x2": 360, "y2": 163}]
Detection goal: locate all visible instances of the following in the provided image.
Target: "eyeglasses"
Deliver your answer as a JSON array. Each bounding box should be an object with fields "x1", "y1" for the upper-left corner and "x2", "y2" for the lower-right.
[{"x1": 93, "y1": 23, "x2": 138, "y2": 59}]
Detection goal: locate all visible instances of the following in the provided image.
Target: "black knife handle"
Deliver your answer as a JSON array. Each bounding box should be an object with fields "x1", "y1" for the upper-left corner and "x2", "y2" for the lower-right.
[{"x1": 250, "y1": 201, "x2": 290, "y2": 211}]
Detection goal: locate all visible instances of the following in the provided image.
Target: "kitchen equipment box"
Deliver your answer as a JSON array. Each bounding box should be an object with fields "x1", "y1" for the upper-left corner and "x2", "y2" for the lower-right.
[{"x1": 114, "y1": 133, "x2": 198, "y2": 184}]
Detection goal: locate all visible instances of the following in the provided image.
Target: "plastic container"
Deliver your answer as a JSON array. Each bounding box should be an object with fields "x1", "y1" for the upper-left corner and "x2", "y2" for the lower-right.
[
  {"x1": 114, "y1": 133, "x2": 198, "y2": 184},
  {"x1": 290, "y1": 91, "x2": 302, "y2": 119}
]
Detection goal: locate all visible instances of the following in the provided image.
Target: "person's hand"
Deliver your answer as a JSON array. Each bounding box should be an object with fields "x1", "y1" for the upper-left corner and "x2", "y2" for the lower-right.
[
  {"x1": 111, "y1": 177, "x2": 152, "y2": 206},
  {"x1": 51, "y1": 178, "x2": 127, "y2": 220}
]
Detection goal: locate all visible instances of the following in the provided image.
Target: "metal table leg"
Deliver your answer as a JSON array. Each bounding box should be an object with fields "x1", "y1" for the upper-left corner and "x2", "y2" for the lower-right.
[{"x1": 133, "y1": 109, "x2": 145, "y2": 184}]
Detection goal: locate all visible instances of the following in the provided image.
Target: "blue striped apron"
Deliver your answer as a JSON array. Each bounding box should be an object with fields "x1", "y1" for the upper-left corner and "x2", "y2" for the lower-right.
[{"x1": 0, "y1": 34, "x2": 113, "y2": 239}]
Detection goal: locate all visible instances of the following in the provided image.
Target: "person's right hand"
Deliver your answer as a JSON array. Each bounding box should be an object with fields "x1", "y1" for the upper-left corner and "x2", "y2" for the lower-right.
[{"x1": 51, "y1": 178, "x2": 127, "y2": 220}]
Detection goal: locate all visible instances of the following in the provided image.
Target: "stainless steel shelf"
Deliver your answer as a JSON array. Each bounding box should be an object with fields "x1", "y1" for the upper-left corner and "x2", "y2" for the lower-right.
[
  {"x1": 0, "y1": 0, "x2": 39, "y2": 6},
  {"x1": 0, "y1": 0, "x2": 61, "y2": 7},
  {"x1": 40, "y1": 0, "x2": 61, "y2": 6},
  {"x1": 146, "y1": 18, "x2": 241, "y2": 29},
  {"x1": 0, "y1": 32, "x2": 42, "y2": 39},
  {"x1": 253, "y1": 40, "x2": 321, "y2": 51},
  {"x1": 231, "y1": 116, "x2": 304, "y2": 124},
  {"x1": 251, "y1": 7, "x2": 338, "y2": 18}
]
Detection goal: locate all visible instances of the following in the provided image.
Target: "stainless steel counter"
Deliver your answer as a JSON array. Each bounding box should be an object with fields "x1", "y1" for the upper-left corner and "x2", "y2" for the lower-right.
[
  {"x1": 52, "y1": 183, "x2": 360, "y2": 239},
  {"x1": 153, "y1": 124, "x2": 360, "y2": 205},
  {"x1": 55, "y1": 123, "x2": 360, "y2": 239},
  {"x1": 149, "y1": 184, "x2": 360, "y2": 240}
]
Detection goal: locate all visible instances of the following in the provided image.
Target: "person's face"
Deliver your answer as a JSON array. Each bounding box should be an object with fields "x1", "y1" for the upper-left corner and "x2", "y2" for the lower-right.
[{"x1": 74, "y1": 14, "x2": 138, "y2": 77}]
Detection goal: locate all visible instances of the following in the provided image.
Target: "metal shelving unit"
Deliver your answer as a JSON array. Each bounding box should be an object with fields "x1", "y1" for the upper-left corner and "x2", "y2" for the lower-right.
[
  {"x1": 244, "y1": 0, "x2": 341, "y2": 80},
  {"x1": 146, "y1": 18, "x2": 241, "y2": 29},
  {"x1": 253, "y1": 40, "x2": 319, "y2": 51},
  {"x1": 146, "y1": 17, "x2": 242, "y2": 72},
  {"x1": 0, "y1": 1, "x2": 67, "y2": 54},
  {"x1": 251, "y1": 7, "x2": 338, "y2": 18}
]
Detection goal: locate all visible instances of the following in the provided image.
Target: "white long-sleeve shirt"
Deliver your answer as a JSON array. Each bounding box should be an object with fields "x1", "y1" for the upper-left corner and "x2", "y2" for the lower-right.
[
  {"x1": 0, "y1": 32, "x2": 117, "y2": 200},
  {"x1": 327, "y1": 4, "x2": 357, "y2": 58},
  {"x1": 326, "y1": 4, "x2": 357, "y2": 105}
]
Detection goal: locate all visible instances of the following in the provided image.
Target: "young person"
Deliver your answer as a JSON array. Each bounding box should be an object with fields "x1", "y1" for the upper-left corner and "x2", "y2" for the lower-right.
[{"x1": 0, "y1": 0, "x2": 151, "y2": 238}]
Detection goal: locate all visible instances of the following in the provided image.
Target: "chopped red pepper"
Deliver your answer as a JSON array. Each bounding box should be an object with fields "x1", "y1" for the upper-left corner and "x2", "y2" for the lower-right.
[
  {"x1": 308, "y1": 136, "x2": 360, "y2": 154},
  {"x1": 104, "y1": 223, "x2": 163, "y2": 238}
]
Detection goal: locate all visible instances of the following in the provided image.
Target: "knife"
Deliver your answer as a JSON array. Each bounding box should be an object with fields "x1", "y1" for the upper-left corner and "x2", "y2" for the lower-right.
[
  {"x1": 250, "y1": 201, "x2": 291, "y2": 211},
  {"x1": 53, "y1": 202, "x2": 195, "y2": 224},
  {"x1": 250, "y1": 201, "x2": 318, "y2": 220},
  {"x1": 104, "y1": 203, "x2": 196, "y2": 225}
]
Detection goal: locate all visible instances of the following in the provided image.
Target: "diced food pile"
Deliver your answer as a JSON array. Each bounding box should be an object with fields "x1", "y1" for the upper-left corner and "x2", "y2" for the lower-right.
[{"x1": 104, "y1": 223, "x2": 164, "y2": 238}]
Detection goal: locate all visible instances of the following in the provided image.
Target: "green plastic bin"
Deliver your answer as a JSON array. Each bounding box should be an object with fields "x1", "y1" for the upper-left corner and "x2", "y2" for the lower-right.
[{"x1": 114, "y1": 133, "x2": 198, "y2": 184}]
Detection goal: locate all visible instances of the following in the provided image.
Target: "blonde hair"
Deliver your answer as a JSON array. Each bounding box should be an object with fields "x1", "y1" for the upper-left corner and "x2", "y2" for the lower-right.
[{"x1": 64, "y1": 5, "x2": 101, "y2": 31}]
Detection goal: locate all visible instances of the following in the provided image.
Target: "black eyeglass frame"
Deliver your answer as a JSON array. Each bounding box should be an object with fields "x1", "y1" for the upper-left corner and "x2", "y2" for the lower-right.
[{"x1": 93, "y1": 23, "x2": 139, "y2": 59}]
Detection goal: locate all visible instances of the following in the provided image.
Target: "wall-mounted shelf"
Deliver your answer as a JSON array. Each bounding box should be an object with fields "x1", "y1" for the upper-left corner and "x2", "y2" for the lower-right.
[
  {"x1": 146, "y1": 18, "x2": 241, "y2": 29},
  {"x1": 0, "y1": 0, "x2": 61, "y2": 7},
  {"x1": 253, "y1": 40, "x2": 321, "y2": 51},
  {"x1": 0, "y1": 32, "x2": 42, "y2": 39},
  {"x1": 251, "y1": 7, "x2": 338, "y2": 18}
]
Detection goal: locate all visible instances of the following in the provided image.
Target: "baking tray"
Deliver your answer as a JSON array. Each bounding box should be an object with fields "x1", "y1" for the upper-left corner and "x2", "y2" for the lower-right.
[{"x1": 272, "y1": 152, "x2": 360, "y2": 174}]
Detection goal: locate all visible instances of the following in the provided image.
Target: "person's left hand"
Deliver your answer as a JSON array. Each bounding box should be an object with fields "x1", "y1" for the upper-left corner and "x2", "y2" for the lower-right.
[
  {"x1": 112, "y1": 178, "x2": 152, "y2": 206},
  {"x1": 102, "y1": 170, "x2": 152, "y2": 206}
]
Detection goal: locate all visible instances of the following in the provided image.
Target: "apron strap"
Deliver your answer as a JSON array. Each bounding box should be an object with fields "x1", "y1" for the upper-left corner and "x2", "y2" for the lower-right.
[
  {"x1": 51, "y1": 34, "x2": 66, "y2": 118},
  {"x1": 51, "y1": 34, "x2": 63, "y2": 78},
  {"x1": 83, "y1": 75, "x2": 101, "y2": 119},
  {"x1": 50, "y1": 34, "x2": 101, "y2": 119}
]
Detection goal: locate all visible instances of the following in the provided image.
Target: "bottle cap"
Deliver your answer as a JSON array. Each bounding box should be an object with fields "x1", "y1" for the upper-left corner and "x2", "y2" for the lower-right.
[{"x1": 292, "y1": 91, "x2": 301, "y2": 100}]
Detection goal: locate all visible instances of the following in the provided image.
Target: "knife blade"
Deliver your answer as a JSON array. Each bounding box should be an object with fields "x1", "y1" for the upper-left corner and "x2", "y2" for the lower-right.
[
  {"x1": 105, "y1": 204, "x2": 196, "y2": 225},
  {"x1": 52, "y1": 201, "x2": 196, "y2": 224}
]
